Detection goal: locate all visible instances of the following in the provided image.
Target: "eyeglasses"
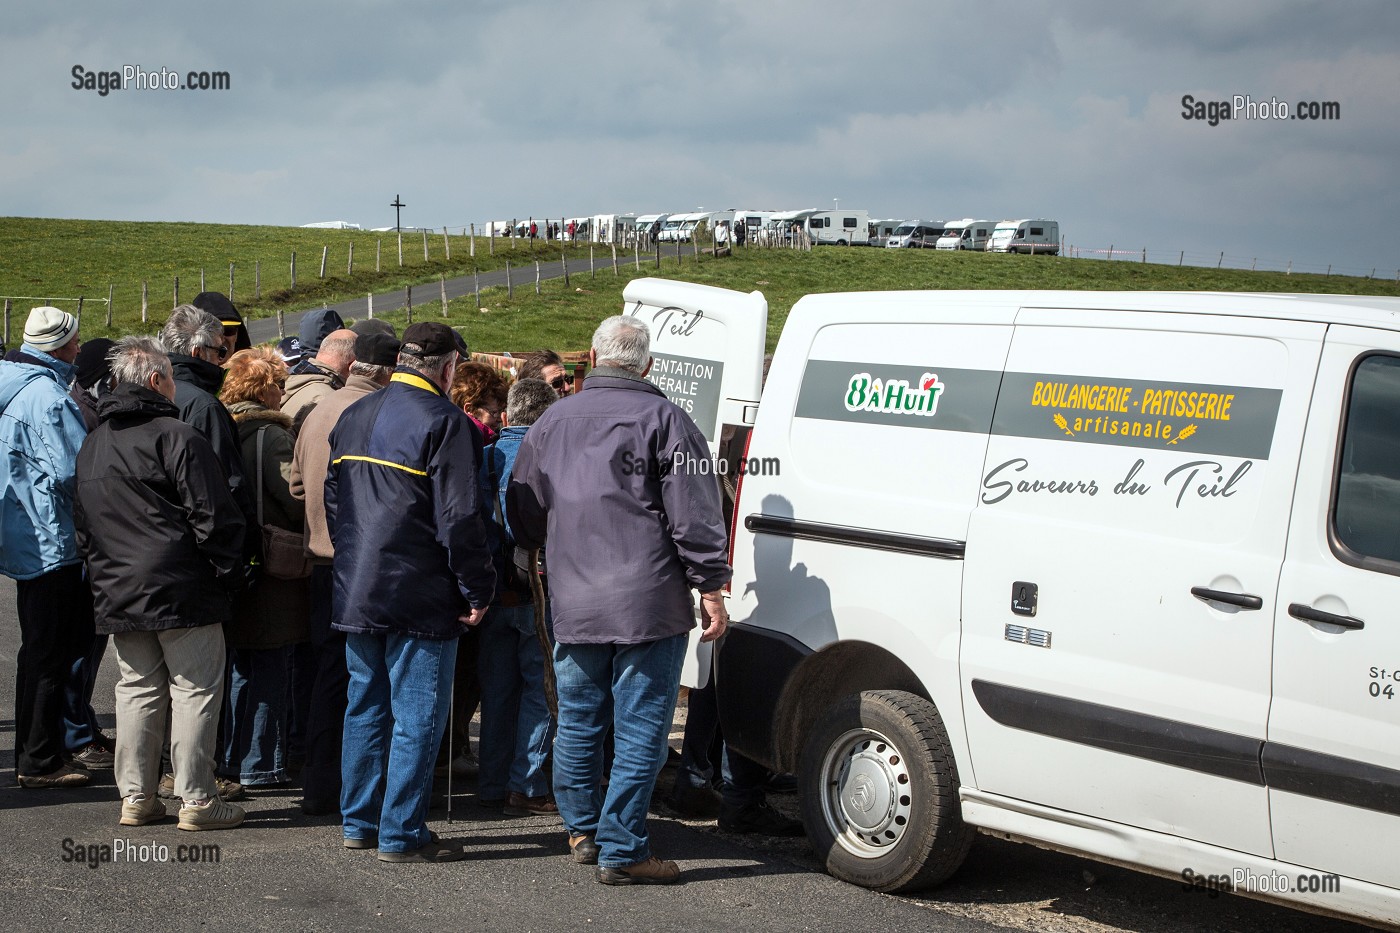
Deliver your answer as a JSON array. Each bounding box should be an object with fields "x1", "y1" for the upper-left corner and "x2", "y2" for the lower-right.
[{"x1": 202, "y1": 343, "x2": 230, "y2": 362}]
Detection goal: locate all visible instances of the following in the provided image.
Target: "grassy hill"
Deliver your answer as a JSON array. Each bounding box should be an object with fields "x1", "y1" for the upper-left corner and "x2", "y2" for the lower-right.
[{"x1": 3, "y1": 216, "x2": 1398, "y2": 352}]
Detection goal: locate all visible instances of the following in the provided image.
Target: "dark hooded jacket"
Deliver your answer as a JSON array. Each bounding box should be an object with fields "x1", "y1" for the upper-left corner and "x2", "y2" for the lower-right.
[
  {"x1": 74, "y1": 383, "x2": 247, "y2": 634},
  {"x1": 169, "y1": 351, "x2": 253, "y2": 523}
]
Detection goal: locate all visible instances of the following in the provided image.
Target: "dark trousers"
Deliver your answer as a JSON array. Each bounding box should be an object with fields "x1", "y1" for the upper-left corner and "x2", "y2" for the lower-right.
[
  {"x1": 15, "y1": 564, "x2": 95, "y2": 775},
  {"x1": 301, "y1": 566, "x2": 346, "y2": 810},
  {"x1": 63, "y1": 632, "x2": 108, "y2": 751}
]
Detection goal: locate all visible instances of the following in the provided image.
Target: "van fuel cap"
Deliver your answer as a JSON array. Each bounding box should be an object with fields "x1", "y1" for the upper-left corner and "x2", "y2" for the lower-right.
[{"x1": 1012, "y1": 582, "x2": 1038, "y2": 617}]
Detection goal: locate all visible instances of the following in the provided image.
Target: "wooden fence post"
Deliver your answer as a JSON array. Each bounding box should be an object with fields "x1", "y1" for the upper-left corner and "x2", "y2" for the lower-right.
[
  {"x1": 489, "y1": 225, "x2": 494, "y2": 256},
  {"x1": 173, "y1": 275, "x2": 179, "y2": 308},
  {"x1": 590, "y1": 244, "x2": 595, "y2": 279},
  {"x1": 422, "y1": 229, "x2": 429, "y2": 263},
  {"x1": 535, "y1": 261, "x2": 541, "y2": 295},
  {"x1": 291, "y1": 251, "x2": 297, "y2": 288},
  {"x1": 442, "y1": 227, "x2": 451, "y2": 262},
  {"x1": 106, "y1": 284, "x2": 114, "y2": 327},
  {"x1": 440, "y1": 275, "x2": 448, "y2": 317},
  {"x1": 397, "y1": 233, "x2": 403, "y2": 268},
  {"x1": 506, "y1": 262, "x2": 512, "y2": 298},
  {"x1": 612, "y1": 244, "x2": 618, "y2": 276},
  {"x1": 76, "y1": 297, "x2": 84, "y2": 329},
  {"x1": 141, "y1": 281, "x2": 148, "y2": 324},
  {"x1": 347, "y1": 241, "x2": 354, "y2": 275},
  {"x1": 1217, "y1": 251, "x2": 1224, "y2": 269},
  {"x1": 406, "y1": 285, "x2": 413, "y2": 324},
  {"x1": 254, "y1": 261, "x2": 261, "y2": 299},
  {"x1": 3, "y1": 299, "x2": 10, "y2": 347},
  {"x1": 228, "y1": 264, "x2": 235, "y2": 301},
  {"x1": 367, "y1": 293, "x2": 374, "y2": 319},
  {"x1": 563, "y1": 252, "x2": 570, "y2": 287},
  {"x1": 319, "y1": 245, "x2": 328, "y2": 278},
  {"x1": 474, "y1": 266, "x2": 481, "y2": 308},
  {"x1": 377, "y1": 240, "x2": 382, "y2": 273},
  {"x1": 1178, "y1": 251, "x2": 1184, "y2": 267},
  {"x1": 470, "y1": 224, "x2": 475, "y2": 258},
  {"x1": 276, "y1": 307, "x2": 285, "y2": 340},
  {"x1": 200, "y1": 268, "x2": 206, "y2": 292}
]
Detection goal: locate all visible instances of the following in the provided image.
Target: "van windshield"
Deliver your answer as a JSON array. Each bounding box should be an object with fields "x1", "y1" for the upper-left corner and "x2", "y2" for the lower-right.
[{"x1": 893, "y1": 225, "x2": 917, "y2": 236}]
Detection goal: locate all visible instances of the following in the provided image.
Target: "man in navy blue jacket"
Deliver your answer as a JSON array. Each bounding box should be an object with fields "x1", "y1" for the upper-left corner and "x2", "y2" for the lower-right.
[
  {"x1": 325, "y1": 322, "x2": 495, "y2": 863},
  {"x1": 508, "y1": 315, "x2": 731, "y2": 884}
]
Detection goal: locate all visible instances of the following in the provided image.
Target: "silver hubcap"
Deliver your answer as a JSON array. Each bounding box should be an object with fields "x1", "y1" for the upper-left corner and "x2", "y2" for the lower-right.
[{"x1": 819, "y1": 728, "x2": 913, "y2": 858}]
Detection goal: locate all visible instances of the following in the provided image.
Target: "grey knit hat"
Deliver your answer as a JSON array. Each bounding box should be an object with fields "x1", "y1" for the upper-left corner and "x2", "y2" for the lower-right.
[{"x1": 24, "y1": 306, "x2": 78, "y2": 352}]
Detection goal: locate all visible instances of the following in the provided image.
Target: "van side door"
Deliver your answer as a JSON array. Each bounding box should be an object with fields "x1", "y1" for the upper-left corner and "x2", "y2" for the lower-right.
[
  {"x1": 1269, "y1": 325, "x2": 1400, "y2": 889},
  {"x1": 961, "y1": 307, "x2": 1324, "y2": 856}
]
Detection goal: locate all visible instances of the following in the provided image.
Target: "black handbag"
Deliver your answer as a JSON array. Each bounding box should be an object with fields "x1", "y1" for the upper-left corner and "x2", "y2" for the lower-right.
[{"x1": 256, "y1": 426, "x2": 312, "y2": 580}]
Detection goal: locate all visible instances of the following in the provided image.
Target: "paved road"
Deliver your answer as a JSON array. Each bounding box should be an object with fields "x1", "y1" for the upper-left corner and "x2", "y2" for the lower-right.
[
  {"x1": 245, "y1": 250, "x2": 647, "y2": 345},
  {"x1": 0, "y1": 576, "x2": 1007, "y2": 933}
]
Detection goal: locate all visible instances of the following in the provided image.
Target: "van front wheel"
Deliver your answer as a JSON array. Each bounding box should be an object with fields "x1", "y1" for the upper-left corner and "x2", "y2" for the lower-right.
[{"x1": 799, "y1": 690, "x2": 973, "y2": 893}]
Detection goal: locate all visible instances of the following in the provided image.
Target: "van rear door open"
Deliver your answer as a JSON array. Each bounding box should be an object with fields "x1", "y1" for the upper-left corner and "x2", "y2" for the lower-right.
[{"x1": 622, "y1": 278, "x2": 768, "y2": 686}]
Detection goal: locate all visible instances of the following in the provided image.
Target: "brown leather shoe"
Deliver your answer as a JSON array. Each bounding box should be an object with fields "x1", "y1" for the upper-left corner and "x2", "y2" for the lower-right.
[
  {"x1": 503, "y1": 791, "x2": 559, "y2": 817},
  {"x1": 596, "y1": 855, "x2": 680, "y2": 886}
]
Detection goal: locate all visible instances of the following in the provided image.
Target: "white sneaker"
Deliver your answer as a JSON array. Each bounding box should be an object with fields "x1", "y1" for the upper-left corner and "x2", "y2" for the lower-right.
[
  {"x1": 121, "y1": 794, "x2": 167, "y2": 827},
  {"x1": 178, "y1": 796, "x2": 245, "y2": 831}
]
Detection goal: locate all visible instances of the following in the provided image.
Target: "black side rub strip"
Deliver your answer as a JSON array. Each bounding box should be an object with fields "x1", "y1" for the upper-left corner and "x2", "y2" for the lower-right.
[
  {"x1": 744, "y1": 514, "x2": 965, "y2": 560},
  {"x1": 973, "y1": 680, "x2": 1400, "y2": 816},
  {"x1": 971, "y1": 679, "x2": 1265, "y2": 785}
]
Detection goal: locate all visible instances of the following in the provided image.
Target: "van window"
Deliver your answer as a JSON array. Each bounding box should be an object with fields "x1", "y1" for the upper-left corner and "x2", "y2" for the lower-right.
[
  {"x1": 843, "y1": 217, "x2": 858, "y2": 229},
  {"x1": 1030, "y1": 227, "x2": 1044, "y2": 236},
  {"x1": 1333, "y1": 354, "x2": 1400, "y2": 566}
]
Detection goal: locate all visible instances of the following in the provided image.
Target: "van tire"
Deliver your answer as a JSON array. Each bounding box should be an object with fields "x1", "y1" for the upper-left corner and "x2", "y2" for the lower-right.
[{"x1": 799, "y1": 689, "x2": 973, "y2": 893}]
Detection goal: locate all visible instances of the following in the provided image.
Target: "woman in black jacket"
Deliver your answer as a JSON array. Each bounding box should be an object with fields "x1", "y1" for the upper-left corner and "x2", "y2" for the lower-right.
[{"x1": 219, "y1": 348, "x2": 309, "y2": 787}]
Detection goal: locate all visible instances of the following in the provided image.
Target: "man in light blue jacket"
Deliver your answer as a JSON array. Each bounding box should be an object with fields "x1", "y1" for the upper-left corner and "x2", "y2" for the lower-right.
[{"x1": 0, "y1": 307, "x2": 93, "y2": 788}]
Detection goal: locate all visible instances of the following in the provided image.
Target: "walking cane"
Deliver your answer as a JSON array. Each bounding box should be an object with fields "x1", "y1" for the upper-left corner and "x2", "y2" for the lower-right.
[{"x1": 447, "y1": 676, "x2": 454, "y2": 824}]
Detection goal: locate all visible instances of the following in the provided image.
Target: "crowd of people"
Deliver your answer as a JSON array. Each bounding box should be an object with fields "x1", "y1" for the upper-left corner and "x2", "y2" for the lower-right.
[{"x1": 1, "y1": 295, "x2": 798, "y2": 882}]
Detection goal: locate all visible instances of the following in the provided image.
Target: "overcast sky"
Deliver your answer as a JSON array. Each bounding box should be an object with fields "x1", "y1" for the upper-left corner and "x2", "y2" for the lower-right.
[{"x1": 3, "y1": 1, "x2": 1397, "y2": 276}]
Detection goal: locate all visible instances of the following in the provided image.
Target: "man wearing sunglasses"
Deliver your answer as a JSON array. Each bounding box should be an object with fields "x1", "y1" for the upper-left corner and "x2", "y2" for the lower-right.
[
  {"x1": 159, "y1": 306, "x2": 254, "y2": 527},
  {"x1": 517, "y1": 348, "x2": 573, "y2": 397}
]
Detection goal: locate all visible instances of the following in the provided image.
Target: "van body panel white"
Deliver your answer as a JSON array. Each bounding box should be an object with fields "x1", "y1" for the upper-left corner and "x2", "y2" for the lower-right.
[{"x1": 1268, "y1": 323, "x2": 1400, "y2": 889}]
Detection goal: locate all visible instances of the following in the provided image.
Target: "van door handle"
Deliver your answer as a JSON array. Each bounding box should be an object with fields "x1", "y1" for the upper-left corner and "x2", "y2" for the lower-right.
[
  {"x1": 1190, "y1": 586, "x2": 1263, "y2": 610},
  {"x1": 1288, "y1": 603, "x2": 1365, "y2": 630}
]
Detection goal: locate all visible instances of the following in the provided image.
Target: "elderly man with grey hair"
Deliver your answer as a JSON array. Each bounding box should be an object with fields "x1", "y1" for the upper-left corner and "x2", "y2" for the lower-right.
[
  {"x1": 74, "y1": 336, "x2": 248, "y2": 830},
  {"x1": 507, "y1": 315, "x2": 731, "y2": 885},
  {"x1": 159, "y1": 304, "x2": 250, "y2": 517}
]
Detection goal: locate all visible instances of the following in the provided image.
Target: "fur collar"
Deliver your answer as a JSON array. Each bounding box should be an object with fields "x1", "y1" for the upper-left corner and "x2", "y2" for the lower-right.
[{"x1": 227, "y1": 401, "x2": 293, "y2": 430}]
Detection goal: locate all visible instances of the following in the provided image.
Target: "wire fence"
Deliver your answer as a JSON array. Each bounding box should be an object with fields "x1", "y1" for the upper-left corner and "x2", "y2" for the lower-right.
[{"x1": 1064, "y1": 244, "x2": 1399, "y2": 281}]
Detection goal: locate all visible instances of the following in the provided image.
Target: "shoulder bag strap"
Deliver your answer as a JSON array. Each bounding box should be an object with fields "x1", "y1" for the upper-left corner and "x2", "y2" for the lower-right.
[{"x1": 255, "y1": 424, "x2": 268, "y2": 528}]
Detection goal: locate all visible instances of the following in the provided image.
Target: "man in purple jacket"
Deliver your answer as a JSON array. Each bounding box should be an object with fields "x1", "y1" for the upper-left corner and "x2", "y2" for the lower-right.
[{"x1": 508, "y1": 315, "x2": 731, "y2": 885}]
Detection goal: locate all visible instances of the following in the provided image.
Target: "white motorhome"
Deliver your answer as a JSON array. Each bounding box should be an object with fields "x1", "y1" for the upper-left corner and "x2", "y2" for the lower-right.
[
  {"x1": 992, "y1": 219, "x2": 1061, "y2": 254},
  {"x1": 658, "y1": 212, "x2": 709, "y2": 243},
  {"x1": 869, "y1": 219, "x2": 903, "y2": 248},
  {"x1": 621, "y1": 277, "x2": 1400, "y2": 929},
  {"x1": 590, "y1": 214, "x2": 636, "y2": 245},
  {"x1": 885, "y1": 220, "x2": 945, "y2": 249},
  {"x1": 560, "y1": 217, "x2": 591, "y2": 242},
  {"x1": 935, "y1": 219, "x2": 995, "y2": 250},
  {"x1": 804, "y1": 210, "x2": 871, "y2": 246},
  {"x1": 765, "y1": 209, "x2": 820, "y2": 245},
  {"x1": 635, "y1": 213, "x2": 671, "y2": 242}
]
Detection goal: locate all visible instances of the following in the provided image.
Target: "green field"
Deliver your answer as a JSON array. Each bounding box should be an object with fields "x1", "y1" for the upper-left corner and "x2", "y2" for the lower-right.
[{"x1": 4, "y1": 217, "x2": 1398, "y2": 353}]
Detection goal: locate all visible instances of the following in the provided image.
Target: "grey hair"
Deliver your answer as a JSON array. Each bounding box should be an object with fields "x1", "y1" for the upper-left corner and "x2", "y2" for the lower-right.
[
  {"x1": 591, "y1": 315, "x2": 649, "y2": 373},
  {"x1": 506, "y1": 378, "x2": 558, "y2": 427},
  {"x1": 397, "y1": 349, "x2": 456, "y2": 378},
  {"x1": 108, "y1": 335, "x2": 172, "y2": 387},
  {"x1": 318, "y1": 331, "x2": 357, "y2": 363},
  {"x1": 348, "y1": 361, "x2": 394, "y2": 380},
  {"x1": 159, "y1": 304, "x2": 223, "y2": 356}
]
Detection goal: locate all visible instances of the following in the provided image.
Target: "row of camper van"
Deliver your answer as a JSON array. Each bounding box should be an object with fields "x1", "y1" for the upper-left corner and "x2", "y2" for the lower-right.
[
  {"x1": 623, "y1": 275, "x2": 1400, "y2": 928},
  {"x1": 880, "y1": 218, "x2": 1061, "y2": 253}
]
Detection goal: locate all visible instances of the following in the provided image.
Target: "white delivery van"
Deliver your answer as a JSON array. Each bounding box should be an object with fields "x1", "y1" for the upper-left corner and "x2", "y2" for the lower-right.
[
  {"x1": 1004, "y1": 219, "x2": 1060, "y2": 254},
  {"x1": 805, "y1": 210, "x2": 871, "y2": 246},
  {"x1": 885, "y1": 220, "x2": 945, "y2": 249},
  {"x1": 732, "y1": 211, "x2": 774, "y2": 244},
  {"x1": 625, "y1": 278, "x2": 1400, "y2": 928}
]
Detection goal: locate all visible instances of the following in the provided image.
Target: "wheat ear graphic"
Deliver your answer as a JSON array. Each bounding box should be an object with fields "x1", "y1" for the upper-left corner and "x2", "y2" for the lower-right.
[
  {"x1": 1168, "y1": 423, "x2": 1198, "y2": 446},
  {"x1": 1053, "y1": 413, "x2": 1074, "y2": 436}
]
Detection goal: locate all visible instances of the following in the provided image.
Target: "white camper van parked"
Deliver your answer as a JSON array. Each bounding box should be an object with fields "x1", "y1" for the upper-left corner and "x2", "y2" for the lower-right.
[
  {"x1": 935, "y1": 219, "x2": 995, "y2": 250},
  {"x1": 620, "y1": 276, "x2": 1400, "y2": 929},
  {"x1": 805, "y1": 210, "x2": 871, "y2": 246},
  {"x1": 994, "y1": 219, "x2": 1061, "y2": 254},
  {"x1": 886, "y1": 220, "x2": 945, "y2": 249}
]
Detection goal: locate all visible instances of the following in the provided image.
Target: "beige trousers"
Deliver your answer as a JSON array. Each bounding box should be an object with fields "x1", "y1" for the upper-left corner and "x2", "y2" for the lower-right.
[{"x1": 112, "y1": 624, "x2": 226, "y2": 803}]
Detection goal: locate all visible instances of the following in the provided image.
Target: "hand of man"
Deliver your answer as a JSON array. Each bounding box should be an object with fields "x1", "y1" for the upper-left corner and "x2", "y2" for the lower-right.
[
  {"x1": 699, "y1": 590, "x2": 729, "y2": 643},
  {"x1": 460, "y1": 606, "x2": 489, "y2": 628}
]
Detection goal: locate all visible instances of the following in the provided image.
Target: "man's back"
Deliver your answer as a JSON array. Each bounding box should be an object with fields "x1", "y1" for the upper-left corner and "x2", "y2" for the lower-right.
[
  {"x1": 290, "y1": 374, "x2": 382, "y2": 560},
  {"x1": 508, "y1": 369, "x2": 730, "y2": 644}
]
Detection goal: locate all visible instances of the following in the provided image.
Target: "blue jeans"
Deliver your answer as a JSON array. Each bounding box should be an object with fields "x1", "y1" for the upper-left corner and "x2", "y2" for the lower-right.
[
  {"x1": 63, "y1": 633, "x2": 108, "y2": 751},
  {"x1": 477, "y1": 604, "x2": 554, "y2": 800},
  {"x1": 341, "y1": 632, "x2": 457, "y2": 853},
  {"x1": 552, "y1": 634, "x2": 687, "y2": 868},
  {"x1": 222, "y1": 646, "x2": 291, "y2": 785}
]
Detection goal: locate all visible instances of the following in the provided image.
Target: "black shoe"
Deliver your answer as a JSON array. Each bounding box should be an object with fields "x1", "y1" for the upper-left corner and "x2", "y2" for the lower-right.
[
  {"x1": 718, "y1": 801, "x2": 805, "y2": 837},
  {"x1": 765, "y1": 772, "x2": 798, "y2": 795},
  {"x1": 568, "y1": 833, "x2": 600, "y2": 865},
  {"x1": 666, "y1": 782, "x2": 721, "y2": 820},
  {"x1": 302, "y1": 799, "x2": 338, "y2": 817}
]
